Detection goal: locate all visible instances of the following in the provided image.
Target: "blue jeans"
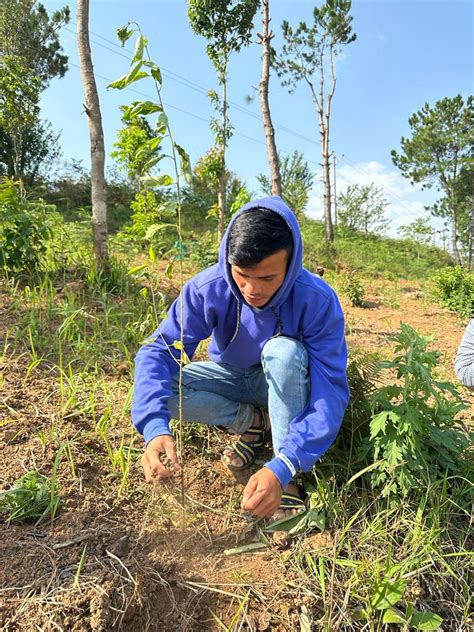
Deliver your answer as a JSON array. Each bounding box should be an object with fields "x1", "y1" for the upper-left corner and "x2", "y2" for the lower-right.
[{"x1": 168, "y1": 336, "x2": 310, "y2": 456}]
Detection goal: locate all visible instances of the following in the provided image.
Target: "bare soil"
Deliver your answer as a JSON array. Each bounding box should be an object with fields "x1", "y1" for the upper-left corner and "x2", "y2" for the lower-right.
[{"x1": 0, "y1": 277, "x2": 471, "y2": 631}]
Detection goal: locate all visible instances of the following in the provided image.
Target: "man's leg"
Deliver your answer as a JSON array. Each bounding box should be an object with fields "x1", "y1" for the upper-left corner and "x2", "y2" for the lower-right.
[
  {"x1": 261, "y1": 336, "x2": 310, "y2": 517},
  {"x1": 167, "y1": 361, "x2": 266, "y2": 437}
]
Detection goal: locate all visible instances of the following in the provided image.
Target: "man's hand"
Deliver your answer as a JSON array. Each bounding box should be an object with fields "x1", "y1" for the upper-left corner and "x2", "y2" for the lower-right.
[
  {"x1": 141, "y1": 435, "x2": 180, "y2": 483},
  {"x1": 241, "y1": 467, "x2": 282, "y2": 518}
]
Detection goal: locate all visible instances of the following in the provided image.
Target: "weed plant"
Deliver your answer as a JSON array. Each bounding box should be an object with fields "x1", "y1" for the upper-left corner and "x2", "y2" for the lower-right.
[
  {"x1": 342, "y1": 271, "x2": 367, "y2": 307},
  {"x1": 432, "y1": 265, "x2": 474, "y2": 318}
]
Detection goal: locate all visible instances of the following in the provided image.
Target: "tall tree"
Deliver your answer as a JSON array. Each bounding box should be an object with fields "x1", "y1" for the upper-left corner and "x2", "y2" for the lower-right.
[
  {"x1": 77, "y1": 0, "x2": 108, "y2": 261},
  {"x1": 258, "y1": 0, "x2": 281, "y2": 196},
  {"x1": 188, "y1": 0, "x2": 260, "y2": 241},
  {"x1": 0, "y1": 120, "x2": 60, "y2": 186},
  {"x1": 0, "y1": 57, "x2": 41, "y2": 178},
  {"x1": 257, "y1": 150, "x2": 313, "y2": 217},
  {"x1": 0, "y1": 0, "x2": 69, "y2": 179},
  {"x1": 392, "y1": 95, "x2": 474, "y2": 266},
  {"x1": 337, "y1": 183, "x2": 389, "y2": 238},
  {"x1": 273, "y1": 0, "x2": 356, "y2": 242},
  {"x1": 0, "y1": 0, "x2": 70, "y2": 84}
]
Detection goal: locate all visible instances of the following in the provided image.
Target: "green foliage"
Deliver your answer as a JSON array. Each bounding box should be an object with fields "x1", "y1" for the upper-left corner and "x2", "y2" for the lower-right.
[
  {"x1": 337, "y1": 183, "x2": 389, "y2": 237},
  {"x1": 187, "y1": 0, "x2": 260, "y2": 75},
  {"x1": 398, "y1": 217, "x2": 433, "y2": 244},
  {"x1": 301, "y1": 218, "x2": 452, "y2": 279},
  {"x1": 0, "y1": 119, "x2": 61, "y2": 186},
  {"x1": 363, "y1": 578, "x2": 443, "y2": 630},
  {"x1": 392, "y1": 95, "x2": 474, "y2": 262},
  {"x1": 257, "y1": 150, "x2": 314, "y2": 217},
  {"x1": 0, "y1": 178, "x2": 62, "y2": 274},
  {"x1": 342, "y1": 271, "x2": 366, "y2": 306},
  {"x1": 362, "y1": 324, "x2": 469, "y2": 499},
  {"x1": 432, "y1": 265, "x2": 474, "y2": 317},
  {"x1": 111, "y1": 106, "x2": 162, "y2": 180},
  {"x1": 0, "y1": 0, "x2": 70, "y2": 86},
  {"x1": 273, "y1": 0, "x2": 356, "y2": 94},
  {"x1": 0, "y1": 470, "x2": 60, "y2": 524}
]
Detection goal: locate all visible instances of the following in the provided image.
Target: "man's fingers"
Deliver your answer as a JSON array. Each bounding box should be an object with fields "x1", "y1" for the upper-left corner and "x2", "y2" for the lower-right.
[
  {"x1": 241, "y1": 477, "x2": 259, "y2": 506},
  {"x1": 142, "y1": 452, "x2": 172, "y2": 483},
  {"x1": 164, "y1": 440, "x2": 180, "y2": 470},
  {"x1": 242, "y1": 487, "x2": 268, "y2": 511}
]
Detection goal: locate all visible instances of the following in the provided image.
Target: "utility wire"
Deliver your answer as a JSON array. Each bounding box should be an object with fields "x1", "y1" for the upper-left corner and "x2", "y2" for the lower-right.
[{"x1": 65, "y1": 22, "x2": 427, "y2": 218}]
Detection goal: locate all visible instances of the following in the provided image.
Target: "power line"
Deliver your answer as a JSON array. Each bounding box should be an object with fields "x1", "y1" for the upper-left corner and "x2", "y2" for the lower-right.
[
  {"x1": 66, "y1": 22, "x2": 322, "y2": 149},
  {"x1": 68, "y1": 61, "x2": 267, "y2": 148}
]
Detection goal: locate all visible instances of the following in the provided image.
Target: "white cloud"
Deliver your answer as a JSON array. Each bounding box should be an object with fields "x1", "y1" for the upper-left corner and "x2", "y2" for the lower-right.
[{"x1": 306, "y1": 160, "x2": 443, "y2": 237}]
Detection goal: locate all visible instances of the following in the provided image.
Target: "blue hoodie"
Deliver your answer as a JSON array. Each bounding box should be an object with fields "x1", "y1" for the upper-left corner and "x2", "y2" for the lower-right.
[{"x1": 132, "y1": 196, "x2": 349, "y2": 489}]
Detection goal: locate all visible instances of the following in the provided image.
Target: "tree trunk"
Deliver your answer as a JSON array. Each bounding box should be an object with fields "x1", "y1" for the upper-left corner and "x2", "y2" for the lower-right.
[
  {"x1": 450, "y1": 208, "x2": 462, "y2": 265},
  {"x1": 321, "y1": 125, "x2": 334, "y2": 242},
  {"x1": 259, "y1": 0, "x2": 281, "y2": 197},
  {"x1": 217, "y1": 68, "x2": 228, "y2": 243},
  {"x1": 77, "y1": 0, "x2": 108, "y2": 262}
]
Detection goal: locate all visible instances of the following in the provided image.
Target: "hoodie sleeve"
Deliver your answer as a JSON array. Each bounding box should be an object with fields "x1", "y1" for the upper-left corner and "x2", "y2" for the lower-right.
[
  {"x1": 264, "y1": 290, "x2": 349, "y2": 488},
  {"x1": 131, "y1": 279, "x2": 214, "y2": 444},
  {"x1": 454, "y1": 319, "x2": 474, "y2": 388}
]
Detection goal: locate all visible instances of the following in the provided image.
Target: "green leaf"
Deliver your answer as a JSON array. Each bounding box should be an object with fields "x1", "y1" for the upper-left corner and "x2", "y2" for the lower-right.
[
  {"x1": 165, "y1": 259, "x2": 175, "y2": 279},
  {"x1": 156, "y1": 112, "x2": 169, "y2": 132},
  {"x1": 142, "y1": 60, "x2": 162, "y2": 84},
  {"x1": 370, "y1": 579, "x2": 406, "y2": 610},
  {"x1": 128, "y1": 263, "x2": 148, "y2": 275},
  {"x1": 132, "y1": 34, "x2": 147, "y2": 63},
  {"x1": 143, "y1": 155, "x2": 165, "y2": 172},
  {"x1": 223, "y1": 542, "x2": 268, "y2": 556},
  {"x1": 172, "y1": 340, "x2": 190, "y2": 365},
  {"x1": 107, "y1": 61, "x2": 148, "y2": 90},
  {"x1": 370, "y1": 411, "x2": 391, "y2": 438},
  {"x1": 148, "y1": 244, "x2": 156, "y2": 263},
  {"x1": 151, "y1": 67, "x2": 162, "y2": 85},
  {"x1": 141, "y1": 174, "x2": 173, "y2": 188},
  {"x1": 144, "y1": 223, "x2": 175, "y2": 240},
  {"x1": 116, "y1": 24, "x2": 134, "y2": 46},
  {"x1": 174, "y1": 143, "x2": 192, "y2": 184},
  {"x1": 130, "y1": 100, "x2": 163, "y2": 116},
  {"x1": 411, "y1": 612, "x2": 443, "y2": 631},
  {"x1": 382, "y1": 608, "x2": 406, "y2": 624}
]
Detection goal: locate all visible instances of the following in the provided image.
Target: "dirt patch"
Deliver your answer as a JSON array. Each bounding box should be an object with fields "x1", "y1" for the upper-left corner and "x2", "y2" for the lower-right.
[{"x1": 1, "y1": 278, "x2": 471, "y2": 630}]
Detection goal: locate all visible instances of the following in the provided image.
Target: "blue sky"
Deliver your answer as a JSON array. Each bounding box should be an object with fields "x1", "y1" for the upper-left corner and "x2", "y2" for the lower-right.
[{"x1": 41, "y1": 0, "x2": 473, "y2": 236}]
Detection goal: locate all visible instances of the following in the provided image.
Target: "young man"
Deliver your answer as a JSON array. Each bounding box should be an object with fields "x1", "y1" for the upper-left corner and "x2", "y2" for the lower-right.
[{"x1": 132, "y1": 196, "x2": 349, "y2": 520}]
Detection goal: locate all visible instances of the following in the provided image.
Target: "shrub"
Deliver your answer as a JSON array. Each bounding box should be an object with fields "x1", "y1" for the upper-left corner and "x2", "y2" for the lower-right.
[
  {"x1": 343, "y1": 271, "x2": 366, "y2": 307},
  {"x1": 432, "y1": 265, "x2": 474, "y2": 317},
  {"x1": 0, "y1": 178, "x2": 62, "y2": 275},
  {"x1": 360, "y1": 324, "x2": 470, "y2": 499}
]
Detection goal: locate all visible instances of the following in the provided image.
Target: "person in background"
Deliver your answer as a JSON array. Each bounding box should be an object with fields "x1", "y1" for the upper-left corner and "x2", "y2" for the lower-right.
[
  {"x1": 132, "y1": 196, "x2": 349, "y2": 521},
  {"x1": 455, "y1": 319, "x2": 474, "y2": 387}
]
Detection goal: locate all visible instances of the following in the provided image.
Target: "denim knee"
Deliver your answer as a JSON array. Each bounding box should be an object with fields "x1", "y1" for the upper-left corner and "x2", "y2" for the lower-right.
[{"x1": 261, "y1": 336, "x2": 308, "y2": 379}]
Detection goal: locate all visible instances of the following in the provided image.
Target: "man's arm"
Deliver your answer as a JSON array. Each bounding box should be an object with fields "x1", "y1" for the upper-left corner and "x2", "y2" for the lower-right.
[
  {"x1": 455, "y1": 319, "x2": 474, "y2": 388},
  {"x1": 263, "y1": 290, "x2": 349, "y2": 489},
  {"x1": 132, "y1": 279, "x2": 214, "y2": 479}
]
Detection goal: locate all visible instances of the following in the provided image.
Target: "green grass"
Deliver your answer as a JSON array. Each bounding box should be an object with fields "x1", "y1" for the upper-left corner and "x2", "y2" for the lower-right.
[
  {"x1": 0, "y1": 219, "x2": 471, "y2": 629},
  {"x1": 300, "y1": 219, "x2": 453, "y2": 280}
]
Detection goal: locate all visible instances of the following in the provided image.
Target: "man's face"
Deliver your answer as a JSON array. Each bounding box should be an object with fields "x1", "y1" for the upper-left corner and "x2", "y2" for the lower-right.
[{"x1": 230, "y1": 249, "x2": 289, "y2": 308}]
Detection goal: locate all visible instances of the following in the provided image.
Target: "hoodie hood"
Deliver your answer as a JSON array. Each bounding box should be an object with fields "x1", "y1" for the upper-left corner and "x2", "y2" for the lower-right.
[{"x1": 218, "y1": 196, "x2": 303, "y2": 312}]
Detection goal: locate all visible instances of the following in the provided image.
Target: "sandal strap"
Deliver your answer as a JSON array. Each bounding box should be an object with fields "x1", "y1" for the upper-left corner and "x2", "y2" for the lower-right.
[
  {"x1": 232, "y1": 440, "x2": 255, "y2": 465},
  {"x1": 280, "y1": 492, "x2": 306, "y2": 512},
  {"x1": 224, "y1": 408, "x2": 270, "y2": 471}
]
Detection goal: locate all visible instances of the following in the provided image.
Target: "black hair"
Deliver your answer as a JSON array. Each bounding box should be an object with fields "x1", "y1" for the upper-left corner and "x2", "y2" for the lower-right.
[{"x1": 227, "y1": 208, "x2": 293, "y2": 267}]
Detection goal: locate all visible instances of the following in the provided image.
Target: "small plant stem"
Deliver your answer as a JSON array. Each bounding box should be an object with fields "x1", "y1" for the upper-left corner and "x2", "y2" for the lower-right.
[{"x1": 141, "y1": 32, "x2": 186, "y2": 506}]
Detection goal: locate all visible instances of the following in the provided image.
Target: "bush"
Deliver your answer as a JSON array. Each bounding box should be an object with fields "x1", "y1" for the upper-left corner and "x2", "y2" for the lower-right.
[
  {"x1": 342, "y1": 271, "x2": 366, "y2": 307},
  {"x1": 359, "y1": 324, "x2": 470, "y2": 500},
  {"x1": 0, "y1": 178, "x2": 62, "y2": 275},
  {"x1": 432, "y1": 265, "x2": 474, "y2": 317}
]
